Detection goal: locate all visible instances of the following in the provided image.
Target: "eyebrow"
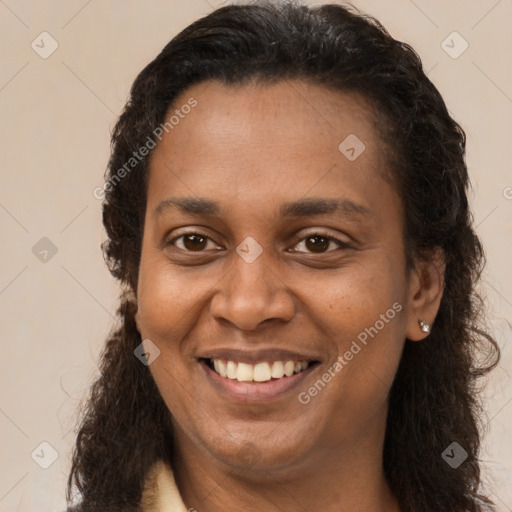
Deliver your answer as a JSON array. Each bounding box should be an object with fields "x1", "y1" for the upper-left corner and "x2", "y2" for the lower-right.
[
  {"x1": 155, "y1": 197, "x2": 219, "y2": 216},
  {"x1": 154, "y1": 197, "x2": 371, "y2": 220},
  {"x1": 279, "y1": 198, "x2": 370, "y2": 219}
]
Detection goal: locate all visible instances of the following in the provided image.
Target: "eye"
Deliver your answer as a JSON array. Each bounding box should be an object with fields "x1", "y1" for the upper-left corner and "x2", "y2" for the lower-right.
[
  {"x1": 290, "y1": 233, "x2": 349, "y2": 254},
  {"x1": 169, "y1": 233, "x2": 221, "y2": 252}
]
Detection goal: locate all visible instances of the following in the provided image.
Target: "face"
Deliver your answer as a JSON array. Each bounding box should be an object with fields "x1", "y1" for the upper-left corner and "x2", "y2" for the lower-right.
[{"x1": 135, "y1": 79, "x2": 416, "y2": 474}]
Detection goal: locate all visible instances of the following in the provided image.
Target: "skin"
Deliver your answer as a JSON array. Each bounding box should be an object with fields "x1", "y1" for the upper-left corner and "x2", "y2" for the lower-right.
[{"x1": 135, "y1": 79, "x2": 445, "y2": 512}]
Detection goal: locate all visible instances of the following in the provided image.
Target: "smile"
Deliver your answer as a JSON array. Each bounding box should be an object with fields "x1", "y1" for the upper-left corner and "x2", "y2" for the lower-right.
[
  {"x1": 207, "y1": 359, "x2": 311, "y2": 382},
  {"x1": 198, "y1": 354, "x2": 321, "y2": 403}
]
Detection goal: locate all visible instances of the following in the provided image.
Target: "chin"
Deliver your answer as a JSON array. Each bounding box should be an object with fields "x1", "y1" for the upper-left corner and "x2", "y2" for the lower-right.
[{"x1": 200, "y1": 425, "x2": 318, "y2": 476}]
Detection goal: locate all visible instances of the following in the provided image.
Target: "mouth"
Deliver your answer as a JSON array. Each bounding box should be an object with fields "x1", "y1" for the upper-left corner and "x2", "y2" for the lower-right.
[
  {"x1": 201, "y1": 358, "x2": 317, "y2": 382},
  {"x1": 197, "y1": 351, "x2": 321, "y2": 403}
]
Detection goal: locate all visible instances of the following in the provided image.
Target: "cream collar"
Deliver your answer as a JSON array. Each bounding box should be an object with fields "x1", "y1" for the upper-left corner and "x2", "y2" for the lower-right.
[{"x1": 140, "y1": 460, "x2": 188, "y2": 512}]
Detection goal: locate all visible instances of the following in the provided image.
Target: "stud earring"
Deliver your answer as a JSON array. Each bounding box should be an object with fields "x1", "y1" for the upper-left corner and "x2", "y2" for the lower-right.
[{"x1": 419, "y1": 320, "x2": 431, "y2": 334}]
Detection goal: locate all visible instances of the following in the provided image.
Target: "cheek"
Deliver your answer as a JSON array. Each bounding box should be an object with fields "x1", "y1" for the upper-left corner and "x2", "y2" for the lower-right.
[
  {"x1": 341, "y1": 259, "x2": 406, "y2": 361},
  {"x1": 312, "y1": 255, "x2": 407, "y2": 393},
  {"x1": 136, "y1": 259, "x2": 205, "y2": 341},
  {"x1": 311, "y1": 253, "x2": 406, "y2": 334},
  {"x1": 135, "y1": 261, "x2": 203, "y2": 418}
]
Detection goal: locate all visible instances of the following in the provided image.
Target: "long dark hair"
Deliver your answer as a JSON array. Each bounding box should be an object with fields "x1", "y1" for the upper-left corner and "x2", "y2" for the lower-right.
[{"x1": 67, "y1": 2, "x2": 500, "y2": 510}]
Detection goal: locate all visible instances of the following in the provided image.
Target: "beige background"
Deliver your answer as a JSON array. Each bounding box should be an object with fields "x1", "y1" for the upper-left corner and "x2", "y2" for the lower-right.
[{"x1": 0, "y1": 0, "x2": 510, "y2": 510}]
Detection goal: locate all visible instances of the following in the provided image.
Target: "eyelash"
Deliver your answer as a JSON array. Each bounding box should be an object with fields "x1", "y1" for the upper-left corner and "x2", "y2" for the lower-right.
[
  {"x1": 290, "y1": 234, "x2": 348, "y2": 253},
  {"x1": 168, "y1": 230, "x2": 350, "y2": 254}
]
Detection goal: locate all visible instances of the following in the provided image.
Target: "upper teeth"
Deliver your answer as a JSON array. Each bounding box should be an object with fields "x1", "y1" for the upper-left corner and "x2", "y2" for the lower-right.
[{"x1": 212, "y1": 359, "x2": 309, "y2": 382}]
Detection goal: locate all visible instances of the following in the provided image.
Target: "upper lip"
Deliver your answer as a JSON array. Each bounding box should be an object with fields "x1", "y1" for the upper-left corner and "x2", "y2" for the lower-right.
[{"x1": 198, "y1": 348, "x2": 322, "y2": 364}]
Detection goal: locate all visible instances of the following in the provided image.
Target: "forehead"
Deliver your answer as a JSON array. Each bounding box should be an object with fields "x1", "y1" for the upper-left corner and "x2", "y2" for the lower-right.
[
  {"x1": 147, "y1": 79, "x2": 397, "y2": 218},
  {"x1": 163, "y1": 79, "x2": 381, "y2": 150}
]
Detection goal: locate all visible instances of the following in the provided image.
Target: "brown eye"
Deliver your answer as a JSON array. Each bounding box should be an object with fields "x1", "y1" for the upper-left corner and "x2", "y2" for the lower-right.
[
  {"x1": 304, "y1": 235, "x2": 330, "y2": 253},
  {"x1": 290, "y1": 233, "x2": 348, "y2": 254},
  {"x1": 170, "y1": 233, "x2": 218, "y2": 252},
  {"x1": 182, "y1": 234, "x2": 207, "y2": 251}
]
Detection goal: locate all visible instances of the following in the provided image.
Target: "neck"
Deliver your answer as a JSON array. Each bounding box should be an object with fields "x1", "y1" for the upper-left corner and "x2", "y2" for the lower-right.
[{"x1": 171, "y1": 416, "x2": 400, "y2": 512}]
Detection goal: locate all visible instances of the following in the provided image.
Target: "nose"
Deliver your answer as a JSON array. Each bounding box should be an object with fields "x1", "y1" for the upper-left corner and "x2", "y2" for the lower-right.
[{"x1": 209, "y1": 253, "x2": 296, "y2": 332}]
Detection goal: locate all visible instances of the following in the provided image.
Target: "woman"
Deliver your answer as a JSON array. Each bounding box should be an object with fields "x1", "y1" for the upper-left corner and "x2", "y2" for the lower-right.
[{"x1": 67, "y1": 2, "x2": 500, "y2": 511}]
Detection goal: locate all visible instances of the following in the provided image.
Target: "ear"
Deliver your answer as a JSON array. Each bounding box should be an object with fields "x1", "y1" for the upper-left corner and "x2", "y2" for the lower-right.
[{"x1": 405, "y1": 248, "x2": 445, "y2": 341}]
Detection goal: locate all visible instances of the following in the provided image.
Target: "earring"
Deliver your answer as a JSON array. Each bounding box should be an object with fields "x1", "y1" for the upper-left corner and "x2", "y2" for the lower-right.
[{"x1": 419, "y1": 320, "x2": 431, "y2": 334}]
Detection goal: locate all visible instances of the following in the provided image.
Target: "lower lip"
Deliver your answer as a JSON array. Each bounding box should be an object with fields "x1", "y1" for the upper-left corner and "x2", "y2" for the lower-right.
[{"x1": 199, "y1": 360, "x2": 318, "y2": 403}]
